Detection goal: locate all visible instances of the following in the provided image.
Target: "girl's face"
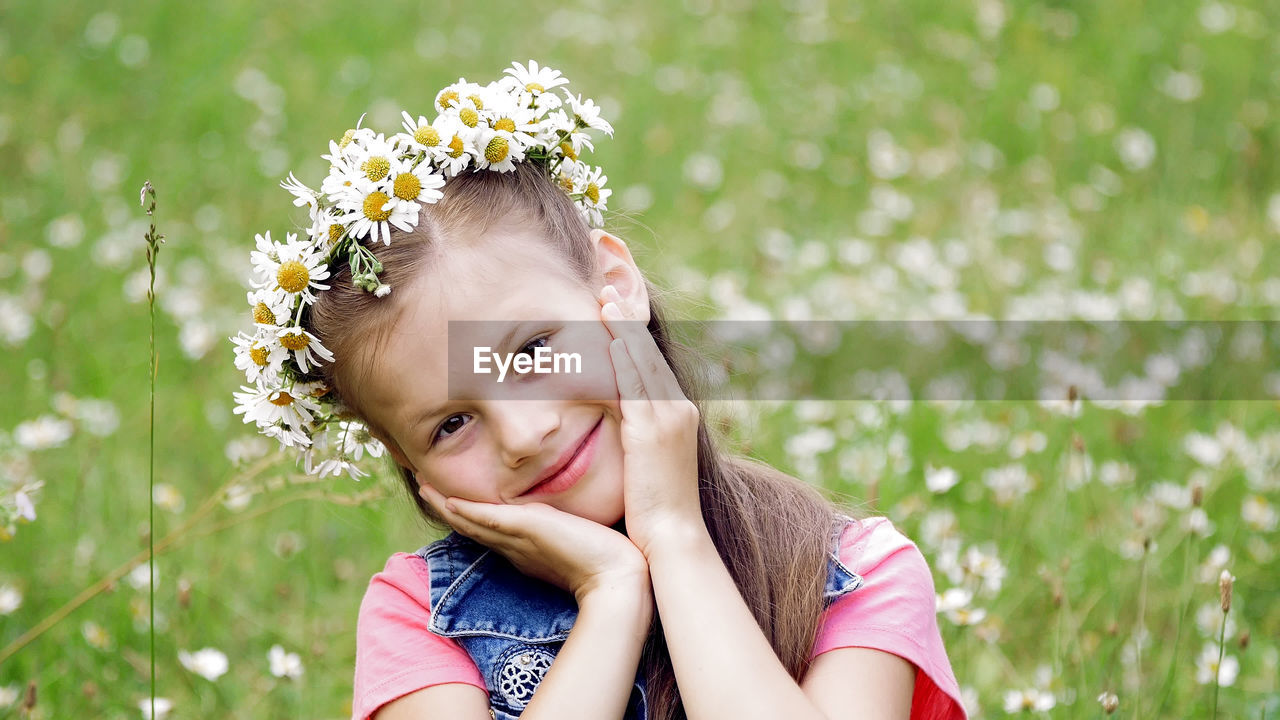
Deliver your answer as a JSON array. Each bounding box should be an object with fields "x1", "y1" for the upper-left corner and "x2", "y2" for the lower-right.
[{"x1": 360, "y1": 226, "x2": 648, "y2": 528}]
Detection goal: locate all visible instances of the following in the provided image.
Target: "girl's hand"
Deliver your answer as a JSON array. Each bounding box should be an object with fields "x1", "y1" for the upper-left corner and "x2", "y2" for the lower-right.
[
  {"x1": 419, "y1": 483, "x2": 650, "y2": 604},
  {"x1": 598, "y1": 285, "x2": 704, "y2": 558}
]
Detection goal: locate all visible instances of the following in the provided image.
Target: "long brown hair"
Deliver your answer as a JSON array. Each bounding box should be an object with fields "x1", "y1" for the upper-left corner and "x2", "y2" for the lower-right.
[{"x1": 304, "y1": 161, "x2": 845, "y2": 719}]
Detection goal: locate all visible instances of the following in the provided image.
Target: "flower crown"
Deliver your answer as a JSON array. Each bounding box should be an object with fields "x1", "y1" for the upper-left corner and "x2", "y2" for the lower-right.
[{"x1": 230, "y1": 60, "x2": 615, "y2": 480}]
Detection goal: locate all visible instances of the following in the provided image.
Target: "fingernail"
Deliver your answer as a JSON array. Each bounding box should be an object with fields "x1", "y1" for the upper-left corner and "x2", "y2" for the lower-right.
[
  {"x1": 603, "y1": 285, "x2": 622, "y2": 303},
  {"x1": 603, "y1": 302, "x2": 622, "y2": 319}
]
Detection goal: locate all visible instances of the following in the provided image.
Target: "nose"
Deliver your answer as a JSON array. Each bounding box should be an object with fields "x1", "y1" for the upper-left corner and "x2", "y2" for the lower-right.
[{"x1": 487, "y1": 400, "x2": 560, "y2": 471}]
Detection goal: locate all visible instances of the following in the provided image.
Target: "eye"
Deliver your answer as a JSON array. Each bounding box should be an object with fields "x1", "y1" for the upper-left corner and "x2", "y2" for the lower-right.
[
  {"x1": 431, "y1": 414, "x2": 470, "y2": 445},
  {"x1": 515, "y1": 335, "x2": 550, "y2": 362}
]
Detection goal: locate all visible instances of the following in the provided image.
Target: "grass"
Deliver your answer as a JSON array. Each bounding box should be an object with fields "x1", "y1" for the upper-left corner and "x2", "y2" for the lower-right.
[{"x1": 0, "y1": 0, "x2": 1277, "y2": 716}]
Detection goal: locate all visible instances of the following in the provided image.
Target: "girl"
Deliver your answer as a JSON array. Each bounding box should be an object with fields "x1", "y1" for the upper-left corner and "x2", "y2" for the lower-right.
[{"x1": 232, "y1": 61, "x2": 965, "y2": 720}]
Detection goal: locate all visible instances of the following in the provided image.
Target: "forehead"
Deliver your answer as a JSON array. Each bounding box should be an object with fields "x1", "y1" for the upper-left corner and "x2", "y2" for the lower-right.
[{"x1": 364, "y1": 230, "x2": 588, "y2": 427}]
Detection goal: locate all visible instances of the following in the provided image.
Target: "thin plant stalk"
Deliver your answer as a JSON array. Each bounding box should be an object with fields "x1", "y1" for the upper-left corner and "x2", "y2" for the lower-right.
[
  {"x1": 1133, "y1": 538, "x2": 1150, "y2": 720},
  {"x1": 141, "y1": 180, "x2": 166, "y2": 720}
]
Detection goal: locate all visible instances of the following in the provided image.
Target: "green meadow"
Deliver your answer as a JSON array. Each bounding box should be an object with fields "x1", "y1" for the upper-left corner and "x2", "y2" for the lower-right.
[{"x1": 1, "y1": 0, "x2": 1277, "y2": 716}]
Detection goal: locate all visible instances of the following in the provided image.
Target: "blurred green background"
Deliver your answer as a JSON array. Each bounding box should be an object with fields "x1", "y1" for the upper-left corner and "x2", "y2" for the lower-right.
[{"x1": 1, "y1": 0, "x2": 1278, "y2": 717}]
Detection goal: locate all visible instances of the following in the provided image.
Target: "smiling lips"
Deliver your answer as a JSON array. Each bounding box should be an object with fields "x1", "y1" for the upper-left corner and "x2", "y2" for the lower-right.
[{"x1": 521, "y1": 416, "x2": 603, "y2": 497}]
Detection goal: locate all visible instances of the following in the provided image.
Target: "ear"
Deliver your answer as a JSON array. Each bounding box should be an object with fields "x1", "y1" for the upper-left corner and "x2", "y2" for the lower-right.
[{"x1": 590, "y1": 229, "x2": 650, "y2": 323}]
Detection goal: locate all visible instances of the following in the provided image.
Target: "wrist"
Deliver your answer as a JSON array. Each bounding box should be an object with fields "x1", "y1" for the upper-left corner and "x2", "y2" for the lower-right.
[
  {"x1": 638, "y1": 515, "x2": 713, "y2": 563},
  {"x1": 577, "y1": 574, "x2": 654, "y2": 627}
]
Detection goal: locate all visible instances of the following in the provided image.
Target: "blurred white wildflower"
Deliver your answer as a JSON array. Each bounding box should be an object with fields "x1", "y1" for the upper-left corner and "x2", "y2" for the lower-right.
[
  {"x1": 1003, "y1": 688, "x2": 1056, "y2": 712},
  {"x1": 1198, "y1": 545, "x2": 1231, "y2": 583},
  {"x1": 82, "y1": 620, "x2": 112, "y2": 650},
  {"x1": 138, "y1": 697, "x2": 174, "y2": 720},
  {"x1": 1184, "y1": 431, "x2": 1226, "y2": 467},
  {"x1": 0, "y1": 294, "x2": 34, "y2": 346},
  {"x1": 0, "y1": 684, "x2": 17, "y2": 708},
  {"x1": 268, "y1": 644, "x2": 304, "y2": 679},
  {"x1": 920, "y1": 510, "x2": 959, "y2": 547},
  {"x1": 1098, "y1": 460, "x2": 1135, "y2": 487},
  {"x1": 1114, "y1": 128, "x2": 1156, "y2": 171},
  {"x1": 867, "y1": 129, "x2": 911, "y2": 179},
  {"x1": 225, "y1": 435, "x2": 271, "y2": 466},
  {"x1": 1198, "y1": 1, "x2": 1237, "y2": 33},
  {"x1": 152, "y1": 484, "x2": 185, "y2": 513},
  {"x1": 1183, "y1": 508, "x2": 1215, "y2": 537},
  {"x1": 1195, "y1": 601, "x2": 1237, "y2": 639},
  {"x1": 128, "y1": 562, "x2": 157, "y2": 590},
  {"x1": 1242, "y1": 495, "x2": 1277, "y2": 532},
  {"x1": 682, "y1": 153, "x2": 723, "y2": 191},
  {"x1": 0, "y1": 584, "x2": 21, "y2": 614},
  {"x1": 223, "y1": 483, "x2": 255, "y2": 512},
  {"x1": 1195, "y1": 642, "x2": 1239, "y2": 686},
  {"x1": 983, "y1": 464, "x2": 1033, "y2": 505},
  {"x1": 14, "y1": 415, "x2": 74, "y2": 450},
  {"x1": 925, "y1": 464, "x2": 959, "y2": 493},
  {"x1": 1097, "y1": 691, "x2": 1119, "y2": 714},
  {"x1": 179, "y1": 647, "x2": 229, "y2": 681},
  {"x1": 1158, "y1": 69, "x2": 1203, "y2": 102}
]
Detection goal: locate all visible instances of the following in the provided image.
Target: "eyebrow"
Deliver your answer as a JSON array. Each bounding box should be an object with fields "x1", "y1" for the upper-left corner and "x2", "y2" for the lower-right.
[{"x1": 411, "y1": 318, "x2": 542, "y2": 429}]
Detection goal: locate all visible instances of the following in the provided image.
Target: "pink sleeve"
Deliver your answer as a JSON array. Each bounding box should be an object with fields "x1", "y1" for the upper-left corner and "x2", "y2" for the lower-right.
[
  {"x1": 811, "y1": 517, "x2": 967, "y2": 720},
  {"x1": 351, "y1": 552, "x2": 487, "y2": 720}
]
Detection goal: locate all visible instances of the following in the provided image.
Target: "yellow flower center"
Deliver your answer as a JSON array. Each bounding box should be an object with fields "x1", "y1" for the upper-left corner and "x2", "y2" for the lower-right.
[
  {"x1": 437, "y1": 89, "x2": 459, "y2": 109},
  {"x1": 459, "y1": 108, "x2": 479, "y2": 128},
  {"x1": 558, "y1": 173, "x2": 574, "y2": 192},
  {"x1": 414, "y1": 125, "x2": 440, "y2": 147},
  {"x1": 447, "y1": 136, "x2": 465, "y2": 158},
  {"x1": 269, "y1": 391, "x2": 296, "y2": 407},
  {"x1": 249, "y1": 345, "x2": 270, "y2": 366},
  {"x1": 585, "y1": 183, "x2": 600, "y2": 204},
  {"x1": 525, "y1": 82, "x2": 545, "y2": 94},
  {"x1": 252, "y1": 302, "x2": 276, "y2": 325},
  {"x1": 338, "y1": 129, "x2": 355, "y2": 148},
  {"x1": 393, "y1": 172, "x2": 421, "y2": 200},
  {"x1": 310, "y1": 383, "x2": 332, "y2": 398},
  {"x1": 276, "y1": 260, "x2": 310, "y2": 294},
  {"x1": 494, "y1": 117, "x2": 516, "y2": 133},
  {"x1": 467, "y1": 94, "x2": 484, "y2": 110},
  {"x1": 279, "y1": 331, "x2": 310, "y2": 351},
  {"x1": 327, "y1": 223, "x2": 344, "y2": 247},
  {"x1": 559, "y1": 141, "x2": 578, "y2": 160},
  {"x1": 485, "y1": 136, "x2": 509, "y2": 164},
  {"x1": 363, "y1": 191, "x2": 392, "y2": 221},
  {"x1": 362, "y1": 156, "x2": 390, "y2": 182}
]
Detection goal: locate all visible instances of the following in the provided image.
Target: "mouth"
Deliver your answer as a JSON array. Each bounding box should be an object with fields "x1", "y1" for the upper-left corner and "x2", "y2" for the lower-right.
[{"x1": 520, "y1": 415, "x2": 604, "y2": 497}]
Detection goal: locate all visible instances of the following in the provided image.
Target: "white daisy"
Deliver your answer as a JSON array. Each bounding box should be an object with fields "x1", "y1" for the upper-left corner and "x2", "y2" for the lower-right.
[
  {"x1": 385, "y1": 157, "x2": 446, "y2": 212},
  {"x1": 542, "y1": 109, "x2": 596, "y2": 157},
  {"x1": 504, "y1": 60, "x2": 569, "y2": 95},
  {"x1": 178, "y1": 648, "x2": 228, "y2": 682},
  {"x1": 561, "y1": 90, "x2": 614, "y2": 136},
  {"x1": 252, "y1": 235, "x2": 331, "y2": 305},
  {"x1": 572, "y1": 164, "x2": 611, "y2": 227},
  {"x1": 275, "y1": 325, "x2": 335, "y2": 373},
  {"x1": 473, "y1": 126, "x2": 528, "y2": 173},
  {"x1": 262, "y1": 419, "x2": 312, "y2": 449},
  {"x1": 337, "y1": 419, "x2": 386, "y2": 461},
  {"x1": 245, "y1": 288, "x2": 291, "y2": 329},
  {"x1": 430, "y1": 116, "x2": 479, "y2": 177},
  {"x1": 232, "y1": 382, "x2": 322, "y2": 435},
  {"x1": 398, "y1": 111, "x2": 448, "y2": 155},
  {"x1": 307, "y1": 207, "x2": 347, "y2": 251},
  {"x1": 279, "y1": 172, "x2": 318, "y2": 213},
  {"x1": 435, "y1": 78, "x2": 486, "y2": 113},
  {"x1": 334, "y1": 178, "x2": 418, "y2": 245},
  {"x1": 306, "y1": 453, "x2": 370, "y2": 480},
  {"x1": 268, "y1": 644, "x2": 305, "y2": 679},
  {"x1": 231, "y1": 331, "x2": 288, "y2": 384}
]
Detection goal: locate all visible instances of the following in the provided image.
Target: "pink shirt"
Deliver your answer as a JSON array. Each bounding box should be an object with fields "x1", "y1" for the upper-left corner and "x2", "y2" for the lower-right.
[{"x1": 352, "y1": 516, "x2": 966, "y2": 720}]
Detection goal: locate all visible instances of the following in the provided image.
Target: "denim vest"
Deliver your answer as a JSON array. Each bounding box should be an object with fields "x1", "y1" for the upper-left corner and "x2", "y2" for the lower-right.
[{"x1": 416, "y1": 515, "x2": 863, "y2": 720}]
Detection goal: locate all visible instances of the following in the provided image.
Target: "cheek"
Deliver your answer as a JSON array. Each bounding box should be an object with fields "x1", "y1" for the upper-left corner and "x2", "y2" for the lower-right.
[{"x1": 544, "y1": 329, "x2": 619, "y2": 404}]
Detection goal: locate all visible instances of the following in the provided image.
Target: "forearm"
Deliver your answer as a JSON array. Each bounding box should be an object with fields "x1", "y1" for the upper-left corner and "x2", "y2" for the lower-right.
[
  {"x1": 521, "y1": 580, "x2": 653, "y2": 720},
  {"x1": 646, "y1": 522, "x2": 829, "y2": 720}
]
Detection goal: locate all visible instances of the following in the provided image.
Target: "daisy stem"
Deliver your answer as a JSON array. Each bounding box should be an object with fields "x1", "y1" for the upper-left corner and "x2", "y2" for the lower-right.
[{"x1": 140, "y1": 181, "x2": 165, "y2": 720}]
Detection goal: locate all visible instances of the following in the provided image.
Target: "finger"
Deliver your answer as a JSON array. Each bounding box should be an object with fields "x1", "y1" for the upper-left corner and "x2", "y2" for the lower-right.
[
  {"x1": 418, "y1": 484, "x2": 513, "y2": 544},
  {"x1": 609, "y1": 338, "x2": 656, "y2": 424},
  {"x1": 601, "y1": 302, "x2": 684, "y2": 403}
]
